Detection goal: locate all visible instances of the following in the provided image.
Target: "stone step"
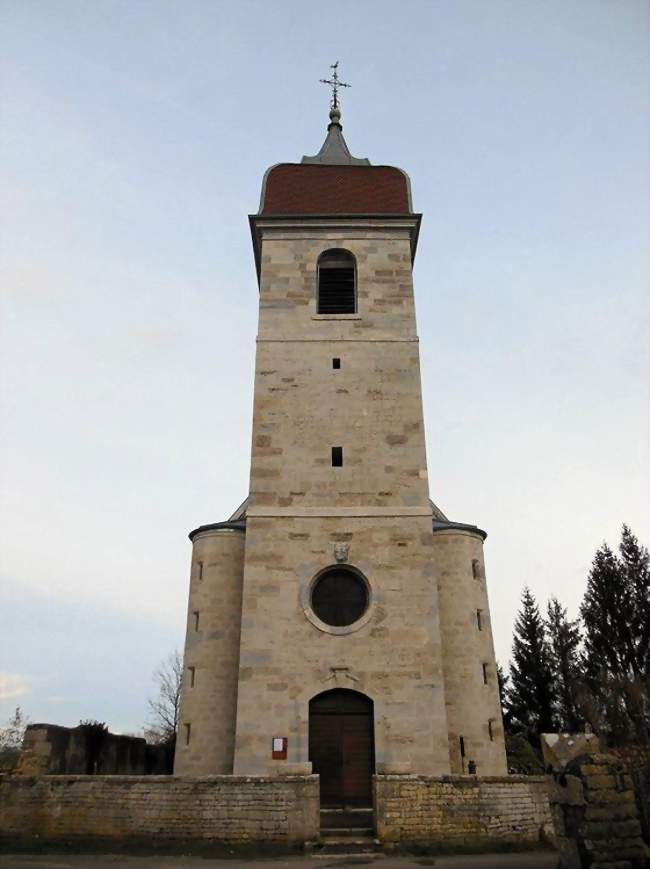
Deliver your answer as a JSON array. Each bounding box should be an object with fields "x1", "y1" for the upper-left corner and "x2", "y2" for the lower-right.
[
  {"x1": 314, "y1": 835, "x2": 380, "y2": 856},
  {"x1": 321, "y1": 826, "x2": 374, "y2": 836},
  {"x1": 320, "y1": 807, "x2": 374, "y2": 830}
]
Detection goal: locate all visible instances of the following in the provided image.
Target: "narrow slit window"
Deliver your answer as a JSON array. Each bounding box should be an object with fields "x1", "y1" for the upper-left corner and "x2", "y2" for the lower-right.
[
  {"x1": 476, "y1": 609, "x2": 483, "y2": 630},
  {"x1": 193, "y1": 611, "x2": 199, "y2": 631},
  {"x1": 317, "y1": 249, "x2": 356, "y2": 314},
  {"x1": 188, "y1": 666, "x2": 196, "y2": 687},
  {"x1": 482, "y1": 663, "x2": 489, "y2": 685},
  {"x1": 332, "y1": 357, "x2": 341, "y2": 370},
  {"x1": 331, "y1": 446, "x2": 343, "y2": 467},
  {"x1": 197, "y1": 561, "x2": 203, "y2": 581},
  {"x1": 472, "y1": 559, "x2": 481, "y2": 580},
  {"x1": 459, "y1": 735, "x2": 465, "y2": 758},
  {"x1": 184, "y1": 723, "x2": 191, "y2": 745},
  {"x1": 488, "y1": 719, "x2": 495, "y2": 741}
]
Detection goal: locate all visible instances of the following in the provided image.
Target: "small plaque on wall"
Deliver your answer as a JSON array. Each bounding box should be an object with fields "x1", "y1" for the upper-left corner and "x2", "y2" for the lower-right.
[{"x1": 272, "y1": 737, "x2": 287, "y2": 759}]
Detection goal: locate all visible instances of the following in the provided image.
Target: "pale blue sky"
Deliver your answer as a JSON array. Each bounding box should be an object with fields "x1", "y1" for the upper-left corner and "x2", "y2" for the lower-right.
[{"x1": 1, "y1": 0, "x2": 648, "y2": 732}]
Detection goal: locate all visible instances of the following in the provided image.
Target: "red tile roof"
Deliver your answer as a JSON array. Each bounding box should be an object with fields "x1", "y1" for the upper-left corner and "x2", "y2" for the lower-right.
[{"x1": 261, "y1": 164, "x2": 411, "y2": 215}]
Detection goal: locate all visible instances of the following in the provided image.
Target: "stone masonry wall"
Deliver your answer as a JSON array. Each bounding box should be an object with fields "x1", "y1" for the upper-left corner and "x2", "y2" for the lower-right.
[
  {"x1": 233, "y1": 221, "x2": 452, "y2": 777},
  {"x1": 0, "y1": 775, "x2": 319, "y2": 846},
  {"x1": 433, "y1": 530, "x2": 507, "y2": 776},
  {"x1": 549, "y1": 753, "x2": 647, "y2": 869},
  {"x1": 250, "y1": 225, "x2": 427, "y2": 511},
  {"x1": 175, "y1": 528, "x2": 246, "y2": 775},
  {"x1": 17, "y1": 724, "x2": 171, "y2": 776},
  {"x1": 612, "y1": 744, "x2": 650, "y2": 846},
  {"x1": 374, "y1": 774, "x2": 553, "y2": 847}
]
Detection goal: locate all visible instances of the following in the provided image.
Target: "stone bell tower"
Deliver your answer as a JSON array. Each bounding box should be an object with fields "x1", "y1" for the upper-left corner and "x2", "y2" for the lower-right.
[{"x1": 174, "y1": 83, "x2": 506, "y2": 796}]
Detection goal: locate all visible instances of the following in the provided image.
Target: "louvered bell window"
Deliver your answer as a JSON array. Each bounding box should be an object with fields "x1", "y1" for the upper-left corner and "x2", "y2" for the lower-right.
[{"x1": 317, "y1": 249, "x2": 356, "y2": 314}]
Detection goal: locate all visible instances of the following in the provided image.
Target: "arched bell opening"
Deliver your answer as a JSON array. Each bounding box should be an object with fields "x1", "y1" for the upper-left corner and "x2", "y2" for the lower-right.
[
  {"x1": 308, "y1": 688, "x2": 375, "y2": 807},
  {"x1": 316, "y1": 248, "x2": 356, "y2": 314}
]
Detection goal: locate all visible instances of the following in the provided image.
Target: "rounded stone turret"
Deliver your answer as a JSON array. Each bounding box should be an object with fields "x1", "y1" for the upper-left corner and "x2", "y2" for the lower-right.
[
  {"x1": 433, "y1": 524, "x2": 507, "y2": 775},
  {"x1": 174, "y1": 523, "x2": 245, "y2": 775}
]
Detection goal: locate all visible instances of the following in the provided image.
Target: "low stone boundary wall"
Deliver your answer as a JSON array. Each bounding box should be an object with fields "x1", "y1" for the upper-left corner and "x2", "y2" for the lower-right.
[
  {"x1": 1, "y1": 772, "x2": 555, "y2": 852},
  {"x1": 0, "y1": 774, "x2": 319, "y2": 846},
  {"x1": 374, "y1": 774, "x2": 553, "y2": 848}
]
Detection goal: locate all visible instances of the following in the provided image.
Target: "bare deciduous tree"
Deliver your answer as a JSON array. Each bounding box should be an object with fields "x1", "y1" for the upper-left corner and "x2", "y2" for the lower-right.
[
  {"x1": 145, "y1": 650, "x2": 183, "y2": 744},
  {"x1": 0, "y1": 706, "x2": 29, "y2": 772}
]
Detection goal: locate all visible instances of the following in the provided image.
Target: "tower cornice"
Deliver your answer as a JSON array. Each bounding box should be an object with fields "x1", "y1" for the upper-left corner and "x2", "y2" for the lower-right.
[{"x1": 249, "y1": 213, "x2": 422, "y2": 286}]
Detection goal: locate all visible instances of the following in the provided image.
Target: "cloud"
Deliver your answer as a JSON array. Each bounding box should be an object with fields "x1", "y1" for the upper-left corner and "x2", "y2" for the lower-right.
[{"x1": 0, "y1": 673, "x2": 31, "y2": 701}]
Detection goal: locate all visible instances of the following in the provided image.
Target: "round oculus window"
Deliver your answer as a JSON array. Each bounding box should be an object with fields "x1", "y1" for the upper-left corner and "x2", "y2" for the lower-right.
[{"x1": 311, "y1": 568, "x2": 369, "y2": 627}]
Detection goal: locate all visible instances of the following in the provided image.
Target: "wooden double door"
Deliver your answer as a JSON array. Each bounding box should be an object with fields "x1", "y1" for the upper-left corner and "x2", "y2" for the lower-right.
[{"x1": 309, "y1": 689, "x2": 374, "y2": 807}]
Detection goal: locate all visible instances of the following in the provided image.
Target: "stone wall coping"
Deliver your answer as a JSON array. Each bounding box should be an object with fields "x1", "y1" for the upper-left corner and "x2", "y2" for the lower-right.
[
  {"x1": 374, "y1": 774, "x2": 548, "y2": 784},
  {"x1": 1, "y1": 774, "x2": 319, "y2": 785},
  {"x1": 4, "y1": 773, "x2": 544, "y2": 785}
]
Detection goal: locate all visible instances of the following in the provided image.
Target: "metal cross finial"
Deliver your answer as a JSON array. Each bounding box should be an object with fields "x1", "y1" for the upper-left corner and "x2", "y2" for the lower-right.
[{"x1": 320, "y1": 61, "x2": 350, "y2": 110}]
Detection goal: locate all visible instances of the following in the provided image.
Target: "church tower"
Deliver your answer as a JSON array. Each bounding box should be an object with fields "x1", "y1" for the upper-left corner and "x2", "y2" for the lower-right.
[{"x1": 175, "y1": 78, "x2": 506, "y2": 797}]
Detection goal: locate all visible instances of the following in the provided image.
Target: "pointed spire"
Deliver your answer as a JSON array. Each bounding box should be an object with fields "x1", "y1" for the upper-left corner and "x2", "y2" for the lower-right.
[{"x1": 301, "y1": 63, "x2": 370, "y2": 166}]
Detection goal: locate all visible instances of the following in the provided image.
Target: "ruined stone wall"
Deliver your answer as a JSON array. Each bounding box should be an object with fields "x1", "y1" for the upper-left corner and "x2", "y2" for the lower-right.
[
  {"x1": 374, "y1": 774, "x2": 552, "y2": 846},
  {"x1": 17, "y1": 724, "x2": 171, "y2": 776},
  {"x1": 549, "y1": 753, "x2": 647, "y2": 869},
  {"x1": 612, "y1": 743, "x2": 650, "y2": 846},
  {"x1": 0, "y1": 774, "x2": 319, "y2": 846}
]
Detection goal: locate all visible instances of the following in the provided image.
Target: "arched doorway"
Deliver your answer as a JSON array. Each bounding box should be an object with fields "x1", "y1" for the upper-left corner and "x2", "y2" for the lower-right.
[{"x1": 309, "y1": 689, "x2": 375, "y2": 807}]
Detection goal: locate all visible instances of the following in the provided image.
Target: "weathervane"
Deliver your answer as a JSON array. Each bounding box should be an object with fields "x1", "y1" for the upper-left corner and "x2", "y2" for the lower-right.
[{"x1": 320, "y1": 61, "x2": 350, "y2": 110}]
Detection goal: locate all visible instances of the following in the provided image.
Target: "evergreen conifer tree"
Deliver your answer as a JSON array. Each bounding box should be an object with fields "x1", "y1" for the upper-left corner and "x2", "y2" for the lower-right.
[
  {"x1": 546, "y1": 597, "x2": 582, "y2": 731},
  {"x1": 496, "y1": 662, "x2": 512, "y2": 733},
  {"x1": 508, "y1": 587, "x2": 557, "y2": 741},
  {"x1": 619, "y1": 525, "x2": 650, "y2": 681},
  {"x1": 581, "y1": 526, "x2": 649, "y2": 742}
]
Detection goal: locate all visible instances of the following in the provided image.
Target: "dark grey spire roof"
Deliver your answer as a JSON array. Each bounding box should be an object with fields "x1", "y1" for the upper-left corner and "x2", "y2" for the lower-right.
[{"x1": 301, "y1": 107, "x2": 370, "y2": 166}]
